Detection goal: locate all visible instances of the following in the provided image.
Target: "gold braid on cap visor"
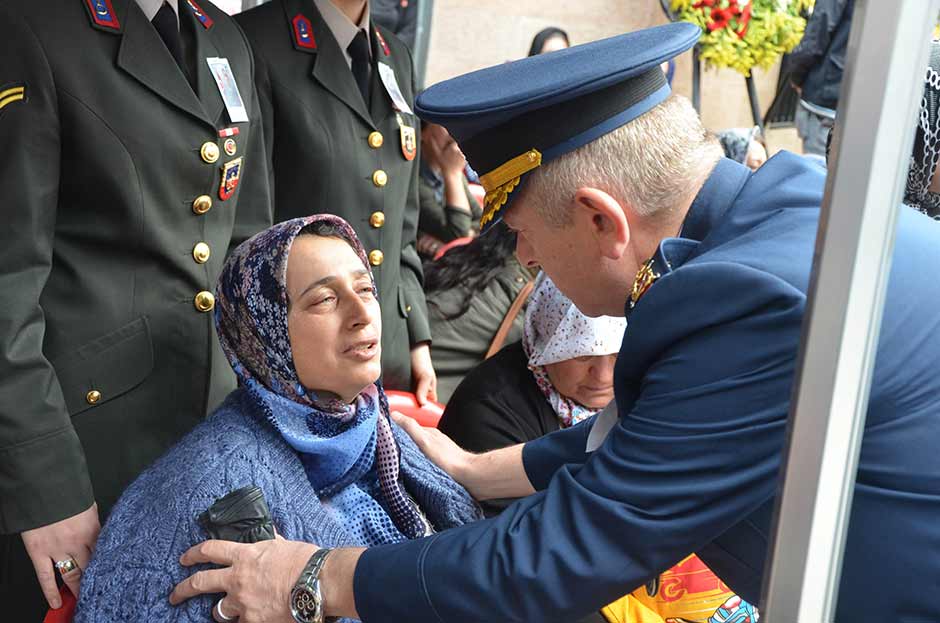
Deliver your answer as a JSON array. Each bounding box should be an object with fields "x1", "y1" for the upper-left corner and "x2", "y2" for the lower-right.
[{"x1": 478, "y1": 149, "x2": 542, "y2": 226}]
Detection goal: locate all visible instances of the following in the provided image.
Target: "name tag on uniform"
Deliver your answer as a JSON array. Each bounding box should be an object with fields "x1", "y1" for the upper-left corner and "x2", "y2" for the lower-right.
[
  {"x1": 585, "y1": 401, "x2": 618, "y2": 452},
  {"x1": 377, "y1": 63, "x2": 413, "y2": 115},
  {"x1": 206, "y1": 57, "x2": 249, "y2": 123}
]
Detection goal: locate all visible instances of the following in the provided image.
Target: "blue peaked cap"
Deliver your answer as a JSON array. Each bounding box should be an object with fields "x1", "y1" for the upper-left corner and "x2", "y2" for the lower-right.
[{"x1": 415, "y1": 22, "x2": 700, "y2": 230}]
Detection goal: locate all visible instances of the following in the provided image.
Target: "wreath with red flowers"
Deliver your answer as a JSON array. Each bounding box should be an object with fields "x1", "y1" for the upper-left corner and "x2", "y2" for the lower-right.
[{"x1": 669, "y1": 0, "x2": 814, "y2": 76}]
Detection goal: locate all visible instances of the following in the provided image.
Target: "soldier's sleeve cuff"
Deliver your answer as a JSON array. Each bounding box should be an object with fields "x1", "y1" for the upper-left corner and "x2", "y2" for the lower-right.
[{"x1": 0, "y1": 424, "x2": 94, "y2": 533}]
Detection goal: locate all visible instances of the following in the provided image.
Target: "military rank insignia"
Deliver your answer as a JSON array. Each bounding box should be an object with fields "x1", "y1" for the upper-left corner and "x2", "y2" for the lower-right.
[
  {"x1": 397, "y1": 114, "x2": 416, "y2": 161},
  {"x1": 629, "y1": 258, "x2": 660, "y2": 309},
  {"x1": 292, "y1": 15, "x2": 317, "y2": 50},
  {"x1": 0, "y1": 83, "x2": 26, "y2": 114},
  {"x1": 186, "y1": 0, "x2": 214, "y2": 29},
  {"x1": 83, "y1": 0, "x2": 120, "y2": 30},
  {"x1": 219, "y1": 158, "x2": 242, "y2": 200}
]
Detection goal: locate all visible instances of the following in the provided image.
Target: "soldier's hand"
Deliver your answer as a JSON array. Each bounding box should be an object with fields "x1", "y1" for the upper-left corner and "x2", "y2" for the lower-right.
[
  {"x1": 391, "y1": 411, "x2": 471, "y2": 483},
  {"x1": 410, "y1": 342, "x2": 437, "y2": 405},
  {"x1": 21, "y1": 502, "x2": 100, "y2": 608}
]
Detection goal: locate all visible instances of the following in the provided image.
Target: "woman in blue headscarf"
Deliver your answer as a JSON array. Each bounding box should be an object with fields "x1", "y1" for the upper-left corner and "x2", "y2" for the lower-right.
[{"x1": 73, "y1": 215, "x2": 479, "y2": 622}]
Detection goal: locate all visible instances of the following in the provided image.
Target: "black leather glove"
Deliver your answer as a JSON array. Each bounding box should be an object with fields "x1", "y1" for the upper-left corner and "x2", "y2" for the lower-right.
[{"x1": 197, "y1": 485, "x2": 276, "y2": 543}]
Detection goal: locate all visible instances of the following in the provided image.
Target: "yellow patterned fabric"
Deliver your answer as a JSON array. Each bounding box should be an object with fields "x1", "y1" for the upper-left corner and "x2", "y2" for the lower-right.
[
  {"x1": 600, "y1": 594, "x2": 667, "y2": 623},
  {"x1": 601, "y1": 555, "x2": 756, "y2": 623}
]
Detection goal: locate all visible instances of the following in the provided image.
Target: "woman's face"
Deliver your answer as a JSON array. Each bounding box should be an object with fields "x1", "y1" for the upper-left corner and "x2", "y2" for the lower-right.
[
  {"x1": 286, "y1": 235, "x2": 382, "y2": 403},
  {"x1": 544, "y1": 353, "x2": 617, "y2": 409},
  {"x1": 540, "y1": 34, "x2": 569, "y2": 54}
]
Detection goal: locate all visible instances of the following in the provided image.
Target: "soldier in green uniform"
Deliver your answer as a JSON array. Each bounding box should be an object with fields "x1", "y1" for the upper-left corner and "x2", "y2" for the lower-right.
[
  {"x1": 235, "y1": 0, "x2": 437, "y2": 401},
  {"x1": 0, "y1": 0, "x2": 272, "y2": 618}
]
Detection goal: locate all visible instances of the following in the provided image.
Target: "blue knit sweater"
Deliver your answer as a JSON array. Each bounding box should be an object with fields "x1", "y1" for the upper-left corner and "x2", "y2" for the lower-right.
[{"x1": 74, "y1": 389, "x2": 481, "y2": 622}]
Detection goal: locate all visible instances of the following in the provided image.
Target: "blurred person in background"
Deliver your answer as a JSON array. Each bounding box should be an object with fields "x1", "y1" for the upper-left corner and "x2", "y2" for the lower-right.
[
  {"x1": 416, "y1": 122, "x2": 482, "y2": 258},
  {"x1": 528, "y1": 26, "x2": 569, "y2": 56},
  {"x1": 717, "y1": 127, "x2": 768, "y2": 171},
  {"x1": 788, "y1": 0, "x2": 855, "y2": 156},
  {"x1": 903, "y1": 40, "x2": 940, "y2": 219},
  {"x1": 424, "y1": 222, "x2": 537, "y2": 403}
]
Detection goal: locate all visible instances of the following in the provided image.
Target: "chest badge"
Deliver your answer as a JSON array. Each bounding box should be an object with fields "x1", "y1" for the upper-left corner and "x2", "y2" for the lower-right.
[
  {"x1": 629, "y1": 258, "x2": 660, "y2": 309},
  {"x1": 219, "y1": 157, "x2": 243, "y2": 201},
  {"x1": 397, "y1": 114, "x2": 416, "y2": 161}
]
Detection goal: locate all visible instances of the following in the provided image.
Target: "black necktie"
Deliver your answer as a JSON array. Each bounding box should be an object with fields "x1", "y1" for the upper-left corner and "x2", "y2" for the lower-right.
[
  {"x1": 152, "y1": 3, "x2": 187, "y2": 78},
  {"x1": 348, "y1": 30, "x2": 371, "y2": 105}
]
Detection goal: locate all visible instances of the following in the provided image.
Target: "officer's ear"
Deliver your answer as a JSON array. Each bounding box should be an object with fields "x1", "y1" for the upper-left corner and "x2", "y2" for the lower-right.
[{"x1": 572, "y1": 187, "x2": 630, "y2": 260}]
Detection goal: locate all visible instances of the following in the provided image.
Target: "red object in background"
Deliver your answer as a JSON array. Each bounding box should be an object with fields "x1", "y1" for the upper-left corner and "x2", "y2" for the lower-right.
[
  {"x1": 433, "y1": 236, "x2": 472, "y2": 260},
  {"x1": 385, "y1": 390, "x2": 443, "y2": 428},
  {"x1": 43, "y1": 586, "x2": 76, "y2": 623}
]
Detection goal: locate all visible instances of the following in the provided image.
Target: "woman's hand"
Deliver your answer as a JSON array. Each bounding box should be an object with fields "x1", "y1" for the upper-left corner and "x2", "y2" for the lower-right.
[
  {"x1": 410, "y1": 342, "x2": 437, "y2": 405},
  {"x1": 21, "y1": 502, "x2": 100, "y2": 607}
]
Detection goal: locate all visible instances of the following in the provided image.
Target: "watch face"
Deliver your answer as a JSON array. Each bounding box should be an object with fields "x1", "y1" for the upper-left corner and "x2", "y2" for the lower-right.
[{"x1": 290, "y1": 582, "x2": 322, "y2": 623}]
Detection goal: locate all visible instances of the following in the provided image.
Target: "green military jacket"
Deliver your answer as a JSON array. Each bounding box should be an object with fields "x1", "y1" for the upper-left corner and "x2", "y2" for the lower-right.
[
  {"x1": 0, "y1": 0, "x2": 272, "y2": 533},
  {"x1": 235, "y1": 0, "x2": 430, "y2": 390}
]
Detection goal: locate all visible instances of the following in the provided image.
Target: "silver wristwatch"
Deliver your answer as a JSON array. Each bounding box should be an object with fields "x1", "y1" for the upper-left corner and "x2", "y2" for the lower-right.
[{"x1": 289, "y1": 547, "x2": 334, "y2": 623}]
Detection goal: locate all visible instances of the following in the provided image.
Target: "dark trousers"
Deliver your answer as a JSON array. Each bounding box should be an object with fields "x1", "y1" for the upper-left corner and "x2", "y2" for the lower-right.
[{"x1": 1, "y1": 533, "x2": 50, "y2": 623}]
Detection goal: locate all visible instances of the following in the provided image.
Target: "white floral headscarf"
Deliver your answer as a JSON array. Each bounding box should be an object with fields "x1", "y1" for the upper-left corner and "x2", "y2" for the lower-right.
[{"x1": 522, "y1": 273, "x2": 626, "y2": 427}]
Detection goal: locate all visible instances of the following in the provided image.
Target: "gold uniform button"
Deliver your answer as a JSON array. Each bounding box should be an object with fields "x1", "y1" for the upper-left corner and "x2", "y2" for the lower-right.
[
  {"x1": 194, "y1": 290, "x2": 215, "y2": 312},
  {"x1": 200, "y1": 141, "x2": 220, "y2": 164},
  {"x1": 406, "y1": 305, "x2": 412, "y2": 313},
  {"x1": 368, "y1": 250, "x2": 384, "y2": 266},
  {"x1": 369, "y1": 211, "x2": 386, "y2": 228},
  {"x1": 372, "y1": 170, "x2": 388, "y2": 187},
  {"x1": 368, "y1": 131, "x2": 384, "y2": 148},
  {"x1": 85, "y1": 390, "x2": 101, "y2": 405},
  {"x1": 192, "y1": 195, "x2": 213, "y2": 215},
  {"x1": 193, "y1": 242, "x2": 211, "y2": 264}
]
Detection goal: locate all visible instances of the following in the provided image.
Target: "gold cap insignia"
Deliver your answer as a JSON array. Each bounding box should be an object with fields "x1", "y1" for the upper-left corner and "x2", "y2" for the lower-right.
[{"x1": 478, "y1": 149, "x2": 542, "y2": 227}]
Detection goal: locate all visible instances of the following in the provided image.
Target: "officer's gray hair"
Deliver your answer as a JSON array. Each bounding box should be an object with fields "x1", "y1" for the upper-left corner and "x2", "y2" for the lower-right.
[{"x1": 520, "y1": 95, "x2": 722, "y2": 226}]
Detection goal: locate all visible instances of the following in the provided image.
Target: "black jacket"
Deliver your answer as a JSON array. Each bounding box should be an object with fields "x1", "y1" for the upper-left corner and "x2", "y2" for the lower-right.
[{"x1": 788, "y1": 0, "x2": 854, "y2": 110}]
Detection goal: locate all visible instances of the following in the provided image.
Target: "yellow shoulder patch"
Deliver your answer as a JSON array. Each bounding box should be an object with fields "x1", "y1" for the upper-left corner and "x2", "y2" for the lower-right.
[{"x1": 0, "y1": 83, "x2": 26, "y2": 112}]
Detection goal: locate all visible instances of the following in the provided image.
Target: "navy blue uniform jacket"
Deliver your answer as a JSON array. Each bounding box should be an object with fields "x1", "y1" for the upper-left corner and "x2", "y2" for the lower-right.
[{"x1": 354, "y1": 153, "x2": 940, "y2": 622}]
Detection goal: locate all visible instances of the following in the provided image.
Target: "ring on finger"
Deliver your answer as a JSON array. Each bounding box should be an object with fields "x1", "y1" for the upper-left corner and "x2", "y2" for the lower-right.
[
  {"x1": 214, "y1": 597, "x2": 237, "y2": 622},
  {"x1": 54, "y1": 557, "x2": 80, "y2": 576}
]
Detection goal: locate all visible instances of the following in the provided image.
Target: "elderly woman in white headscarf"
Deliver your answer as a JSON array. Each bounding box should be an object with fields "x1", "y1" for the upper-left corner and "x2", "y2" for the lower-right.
[{"x1": 438, "y1": 273, "x2": 626, "y2": 515}]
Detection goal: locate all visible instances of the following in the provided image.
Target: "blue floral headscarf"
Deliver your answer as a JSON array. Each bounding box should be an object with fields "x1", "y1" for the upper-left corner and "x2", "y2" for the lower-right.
[{"x1": 214, "y1": 215, "x2": 428, "y2": 544}]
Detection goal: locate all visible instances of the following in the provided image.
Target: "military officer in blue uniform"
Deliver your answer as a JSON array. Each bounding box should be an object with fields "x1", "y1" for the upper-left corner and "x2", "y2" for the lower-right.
[
  {"x1": 0, "y1": 0, "x2": 271, "y2": 618},
  {"x1": 170, "y1": 23, "x2": 940, "y2": 622}
]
